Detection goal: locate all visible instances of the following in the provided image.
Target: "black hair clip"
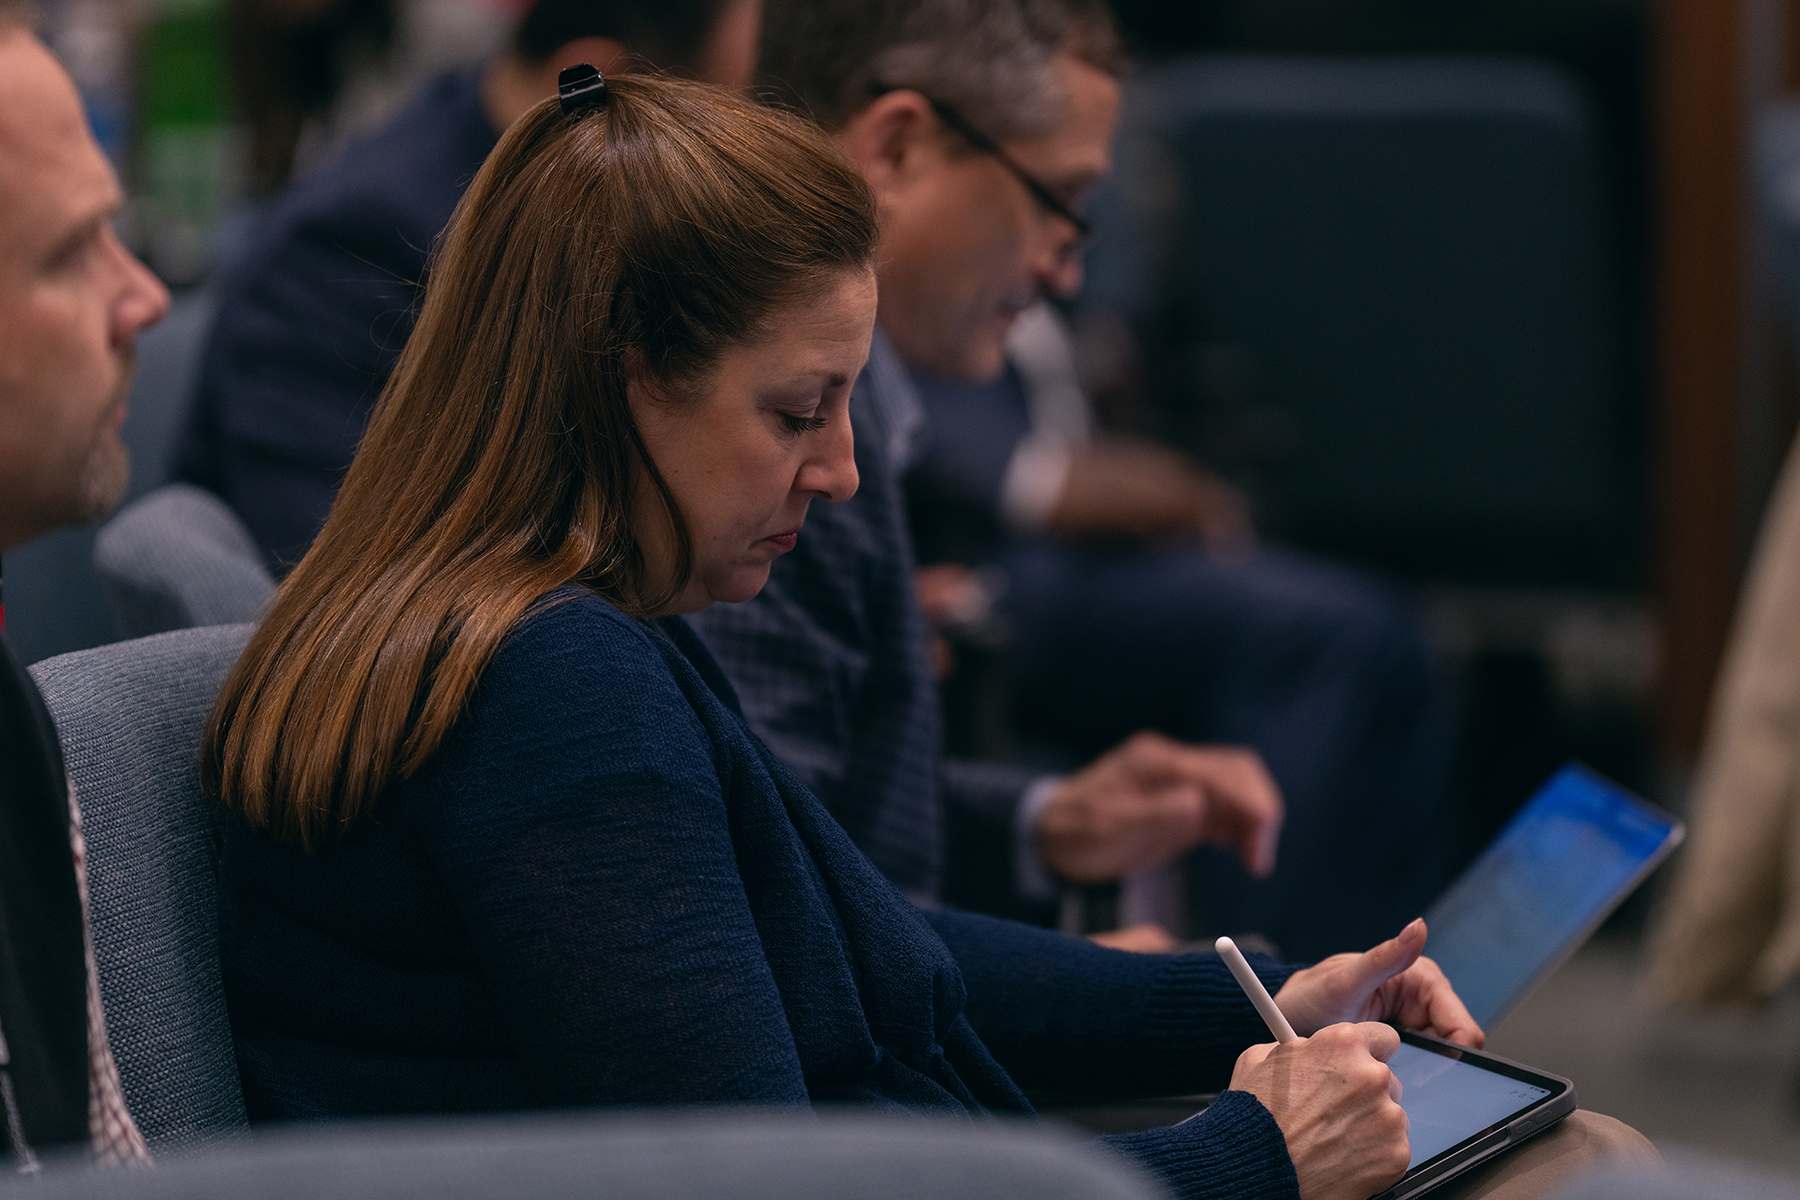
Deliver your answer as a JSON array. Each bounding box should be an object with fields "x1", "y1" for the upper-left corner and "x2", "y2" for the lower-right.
[{"x1": 559, "y1": 64, "x2": 608, "y2": 115}]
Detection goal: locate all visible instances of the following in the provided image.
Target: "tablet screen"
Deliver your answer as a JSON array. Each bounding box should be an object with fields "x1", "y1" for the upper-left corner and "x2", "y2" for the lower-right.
[
  {"x1": 1423, "y1": 766, "x2": 1680, "y2": 1028},
  {"x1": 1389, "y1": 1042, "x2": 1551, "y2": 1168}
]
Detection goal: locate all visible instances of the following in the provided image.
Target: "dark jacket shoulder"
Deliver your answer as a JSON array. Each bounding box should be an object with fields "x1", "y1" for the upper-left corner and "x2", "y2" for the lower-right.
[
  {"x1": 0, "y1": 637, "x2": 90, "y2": 1148},
  {"x1": 176, "y1": 68, "x2": 500, "y2": 563}
]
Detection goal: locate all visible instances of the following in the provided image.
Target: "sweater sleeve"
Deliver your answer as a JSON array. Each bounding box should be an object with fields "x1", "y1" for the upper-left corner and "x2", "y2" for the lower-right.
[
  {"x1": 926, "y1": 909, "x2": 1303, "y2": 1200},
  {"x1": 922, "y1": 908, "x2": 1298, "y2": 1094},
  {"x1": 1102, "y1": 1091, "x2": 1299, "y2": 1200},
  {"x1": 402, "y1": 602, "x2": 811, "y2": 1107}
]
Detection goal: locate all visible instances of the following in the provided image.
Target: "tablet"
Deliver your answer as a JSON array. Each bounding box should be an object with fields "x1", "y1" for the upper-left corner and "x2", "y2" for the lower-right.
[
  {"x1": 1422, "y1": 764, "x2": 1684, "y2": 1028},
  {"x1": 1374, "y1": 1029, "x2": 1576, "y2": 1199}
]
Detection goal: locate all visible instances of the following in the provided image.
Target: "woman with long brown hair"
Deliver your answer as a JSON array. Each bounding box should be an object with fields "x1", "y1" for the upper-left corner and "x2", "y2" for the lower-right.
[{"x1": 202, "y1": 69, "x2": 1482, "y2": 1200}]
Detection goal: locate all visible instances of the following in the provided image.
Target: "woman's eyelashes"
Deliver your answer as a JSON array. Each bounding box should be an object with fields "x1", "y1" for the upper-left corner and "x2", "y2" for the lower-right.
[{"x1": 779, "y1": 411, "x2": 830, "y2": 435}]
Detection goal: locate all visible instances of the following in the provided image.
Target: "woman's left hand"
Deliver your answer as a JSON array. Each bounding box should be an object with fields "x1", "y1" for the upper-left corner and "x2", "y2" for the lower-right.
[{"x1": 1272, "y1": 918, "x2": 1485, "y2": 1048}]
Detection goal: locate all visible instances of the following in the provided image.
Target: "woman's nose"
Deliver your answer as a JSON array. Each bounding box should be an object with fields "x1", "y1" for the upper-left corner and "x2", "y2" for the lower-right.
[{"x1": 799, "y1": 415, "x2": 858, "y2": 504}]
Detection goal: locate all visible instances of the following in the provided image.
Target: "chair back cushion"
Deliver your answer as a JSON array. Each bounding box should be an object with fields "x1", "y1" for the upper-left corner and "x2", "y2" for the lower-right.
[
  {"x1": 30, "y1": 625, "x2": 255, "y2": 1151},
  {"x1": 94, "y1": 485, "x2": 275, "y2": 640},
  {"x1": 12, "y1": 1113, "x2": 1171, "y2": 1200},
  {"x1": 1086, "y1": 56, "x2": 1625, "y2": 584}
]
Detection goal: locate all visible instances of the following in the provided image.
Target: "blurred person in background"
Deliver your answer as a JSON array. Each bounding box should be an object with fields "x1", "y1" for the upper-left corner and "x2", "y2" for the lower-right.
[
  {"x1": 229, "y1": 0, "x2": 508, "y2": 195},
  {"x1": 174, "y1": 0, "x2": 761, "y2": 565},
  {"x1": 904, "y1": 300, "x2": 1455, "y2": 960},
  {"x1": 1644, "y1": 437, "x2": 1800, "y2": 1010},
  {"x1": 692, "y1": 0, "x2": 1291, "y2": 945},
  {"x1": 705, "y1": 0, "x2": 1458, "y2": 960},
  {"x1": 231, "y1": 0, "x2": 401, "y2": 195},
  {"x1": 0, "y1": 3, "x2": 167, "y2": 1164}
]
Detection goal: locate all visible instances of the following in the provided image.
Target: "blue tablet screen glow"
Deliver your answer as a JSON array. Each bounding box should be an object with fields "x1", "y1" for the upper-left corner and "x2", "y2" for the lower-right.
[{"x1": 1423, "y1": 765, "x2": 1679, "y2": 1028}]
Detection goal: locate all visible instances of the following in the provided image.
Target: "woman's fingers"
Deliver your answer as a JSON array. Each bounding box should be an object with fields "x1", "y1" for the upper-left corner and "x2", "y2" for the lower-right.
[
  {"x1": 1274, "y1": 919, "x2": 1432, "y2": 1034},
  {"x1": 1417, "y1": 966, "x2": 1484, "y2": 1048}
]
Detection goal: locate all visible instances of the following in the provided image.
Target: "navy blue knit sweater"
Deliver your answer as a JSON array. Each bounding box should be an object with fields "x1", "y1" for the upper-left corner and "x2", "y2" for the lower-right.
[{"x1": 219, "y1": 591, "x2": 1301, "y2": 1198}]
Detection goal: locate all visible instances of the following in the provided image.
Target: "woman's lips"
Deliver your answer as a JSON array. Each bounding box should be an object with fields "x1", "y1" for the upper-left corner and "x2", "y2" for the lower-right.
[{"x1": 763, "y1": 529, "x2": 800, "y2": 553}]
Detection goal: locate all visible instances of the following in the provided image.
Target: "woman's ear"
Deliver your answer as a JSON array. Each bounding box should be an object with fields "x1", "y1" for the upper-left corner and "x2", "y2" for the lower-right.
[{"x1": 622, "y1": 348, "x2": 657, "y2": 414}]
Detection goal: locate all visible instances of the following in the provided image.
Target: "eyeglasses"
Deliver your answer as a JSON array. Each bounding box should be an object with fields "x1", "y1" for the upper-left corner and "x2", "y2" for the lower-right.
[{"x1": 867, "y1": 84, "x2": 1094, "y2": 242}]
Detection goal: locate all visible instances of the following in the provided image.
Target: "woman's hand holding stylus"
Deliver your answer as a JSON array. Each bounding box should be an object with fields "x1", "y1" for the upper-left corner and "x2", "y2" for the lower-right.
[{"x1": 1228, "y1": 1022, "x2": 1411, "y2": 1200}]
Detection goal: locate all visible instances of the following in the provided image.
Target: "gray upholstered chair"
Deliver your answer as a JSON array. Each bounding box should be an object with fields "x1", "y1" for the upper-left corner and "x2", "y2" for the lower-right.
[
  {"x1": 30, "y1": 624, "x2": 256, "y2": 1153},
  {"x1": 94, "y1": 484, "x2": 276, "y2": 640},
  {"x1": 12, "y1": 1113, "x2": 1170, "y2": 1200},
  {"x1": 22, "y1": 630, "x2": 1181, "y2": 1192}
]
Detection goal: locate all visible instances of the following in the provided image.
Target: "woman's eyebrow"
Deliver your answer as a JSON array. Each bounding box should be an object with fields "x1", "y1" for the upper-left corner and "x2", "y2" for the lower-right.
[{"x1": 769, "y1": 370, "x2": 851, "y2": 396}]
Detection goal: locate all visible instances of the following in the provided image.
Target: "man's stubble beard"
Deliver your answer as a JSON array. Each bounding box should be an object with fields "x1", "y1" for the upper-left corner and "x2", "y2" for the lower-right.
[
  {"x1": 71, "y1": 345, "x2": 133, "y2": 524},
  {"x1": 73, "y1": 425, "x2": 128, "y2": 522}
]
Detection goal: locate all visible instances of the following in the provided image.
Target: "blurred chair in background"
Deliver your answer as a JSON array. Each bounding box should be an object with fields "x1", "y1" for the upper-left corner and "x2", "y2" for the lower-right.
[
  {"x1": 1104, "y1": 0, "x2": 1648, "y2": 237},
  {"x1": 95, "y1": 485, "x2": 275, "y2": 639},
  {"x1": 1066, "y1": 52, "x2": 1643, "y2": 862},
  {"x1": 30, "y1": 625, "x2": 256, "y2": 1153},
  {"x1": 1080, "y1": 55, "x2": 1628, "y2": 588},
  {"x1": 4, "y1": 1113, "x2": 1169, "y2": 1200}
]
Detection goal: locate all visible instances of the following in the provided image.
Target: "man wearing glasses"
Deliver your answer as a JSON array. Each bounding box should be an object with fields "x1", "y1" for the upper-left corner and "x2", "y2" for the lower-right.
[
  {"x1": 693, "y1": 0, "x2": 1290, "y2": 936},
  {"x1": 691, "y1": 0, "x2": 1459, "y2": 959}
]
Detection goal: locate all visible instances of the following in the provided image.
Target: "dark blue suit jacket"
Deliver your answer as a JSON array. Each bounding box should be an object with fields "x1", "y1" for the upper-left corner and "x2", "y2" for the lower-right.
[
  {"x1": 176, "y1": 68, "x2": 498, "y2": 569},
  {"x1": 0, "y1": 634, "x2": 91, "y2": 1151}
]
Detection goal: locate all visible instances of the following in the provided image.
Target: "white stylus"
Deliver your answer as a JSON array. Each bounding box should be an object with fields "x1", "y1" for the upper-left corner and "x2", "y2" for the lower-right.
[{"x1": 1216, "y1": 935, "x2": 1299, "y2": 1044}]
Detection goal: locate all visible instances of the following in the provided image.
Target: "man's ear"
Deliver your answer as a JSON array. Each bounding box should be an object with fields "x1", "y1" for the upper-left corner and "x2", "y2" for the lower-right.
[{"x1": 834, "y1": 90, "x2": 939, "y2": 204}]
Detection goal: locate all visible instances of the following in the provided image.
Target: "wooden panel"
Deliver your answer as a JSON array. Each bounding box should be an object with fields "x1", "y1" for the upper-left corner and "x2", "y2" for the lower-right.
[{"x1": 1654, "y1": 0, "x2": 1747, "y2": 759}]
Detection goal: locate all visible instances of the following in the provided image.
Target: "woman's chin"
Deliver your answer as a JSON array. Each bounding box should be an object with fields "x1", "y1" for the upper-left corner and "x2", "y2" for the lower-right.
[{"x1": 685, "y1": 566, "x2": 774, "y2": 611}]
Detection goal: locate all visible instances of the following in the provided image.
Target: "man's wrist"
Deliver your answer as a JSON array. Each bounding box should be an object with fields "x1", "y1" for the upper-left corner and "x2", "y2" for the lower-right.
[
  {"x1": 999, "y1": 433, "x2": 1075, "y2": 531},
  {"x1": 1014, "y1": 775, "x2": 1063, "y2": 900}
]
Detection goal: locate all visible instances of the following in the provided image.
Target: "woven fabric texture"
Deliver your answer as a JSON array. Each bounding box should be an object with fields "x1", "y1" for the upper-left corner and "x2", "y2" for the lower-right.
[
  {"x1": 3, "y1": 1113, "x2": 1172, "y2": 1200},
  {"x1": 30, "y1": 626, "x2": 255, "y2": 1151},
  {"x1": 94, "y1": 486, "x2": 275, "y2": 640}
]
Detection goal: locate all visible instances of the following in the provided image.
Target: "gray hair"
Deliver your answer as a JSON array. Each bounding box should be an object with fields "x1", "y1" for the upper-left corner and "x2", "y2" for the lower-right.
[{"x1": 757, "y1": 0, "x2": 1123, "y2": 143}]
